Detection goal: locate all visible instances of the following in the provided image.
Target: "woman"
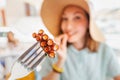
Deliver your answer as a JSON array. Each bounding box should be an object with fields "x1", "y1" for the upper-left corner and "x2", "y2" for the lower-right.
[{"x1": 39, "y1": 0, "x2": 120, "y2": 80}]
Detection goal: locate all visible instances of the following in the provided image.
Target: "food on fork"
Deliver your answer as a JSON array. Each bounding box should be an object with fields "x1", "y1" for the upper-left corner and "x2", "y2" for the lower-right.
[
  {"x1": 42, "y1": 34, "x2": 49, "y2": 40},
  {"x1": 36, "y1": 35, "x2": 41, "y2": 41},
  {"x1": 40, "y1": 41, "x2": 47, "y2": 47},
  {"x1": 32, "y1": 32, "x2": 37, "y2": 38},
  {"x1": 32, "y1": 29, "x2": 59, "y2": 58},
  {"x1": 47, "y1": 39, "x2": 54, "y2": 45},
  {"x1": 48, "y1": 51, "x2": 55, "y2": 58},
  {"x1": 38, "y1": 29, "x2": 44, "y2": 35}
]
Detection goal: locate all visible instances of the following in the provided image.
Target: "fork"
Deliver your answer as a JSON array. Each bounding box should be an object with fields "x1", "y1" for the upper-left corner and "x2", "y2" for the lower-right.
[
  {"x1": 8, "y1": 29, "x2": 59, "y2": 80},
  {"x1": 8, "y1": 42, "x2": 47, "y2": 80}
]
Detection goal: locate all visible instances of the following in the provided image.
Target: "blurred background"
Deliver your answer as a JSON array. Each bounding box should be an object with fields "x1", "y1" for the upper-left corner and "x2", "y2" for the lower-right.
[{"x1": 0, "y1": 0, "x2": 120, "y2": 80}]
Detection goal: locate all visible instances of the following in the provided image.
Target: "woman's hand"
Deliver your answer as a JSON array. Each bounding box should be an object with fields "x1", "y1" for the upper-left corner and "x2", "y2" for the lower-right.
[{"x1": 54, "y1": 34, "x2": 68, "y2": 64}]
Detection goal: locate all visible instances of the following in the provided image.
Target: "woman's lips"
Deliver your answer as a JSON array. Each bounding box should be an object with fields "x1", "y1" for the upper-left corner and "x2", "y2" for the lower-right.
[{"x1": 67, "y1": 31, "x2": 77, "y2": 38}]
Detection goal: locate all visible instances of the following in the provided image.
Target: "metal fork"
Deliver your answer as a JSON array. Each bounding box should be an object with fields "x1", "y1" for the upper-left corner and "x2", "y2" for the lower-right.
[{"x1": 9, "y1": 42, "x2": 47, "y2": 80}]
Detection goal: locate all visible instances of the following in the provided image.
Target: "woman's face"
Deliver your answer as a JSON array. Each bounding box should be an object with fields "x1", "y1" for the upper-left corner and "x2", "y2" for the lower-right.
[{"x1": 61, "y1": 5, "x2": 89, "y2": 43}]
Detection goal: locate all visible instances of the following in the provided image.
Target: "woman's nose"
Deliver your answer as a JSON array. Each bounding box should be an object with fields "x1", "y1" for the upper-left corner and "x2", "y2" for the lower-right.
[{"x1": 66, "y1": 21, "x2": 73, "y2": 31}]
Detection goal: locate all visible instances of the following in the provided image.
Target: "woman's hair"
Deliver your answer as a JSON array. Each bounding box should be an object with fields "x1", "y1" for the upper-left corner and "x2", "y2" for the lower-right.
[
  {"x1": 86, "y1": 29, "x2": 99, "y2": 52},
  {"x1": 59, "y1": 5, "x2": 99, "y2": 52}
]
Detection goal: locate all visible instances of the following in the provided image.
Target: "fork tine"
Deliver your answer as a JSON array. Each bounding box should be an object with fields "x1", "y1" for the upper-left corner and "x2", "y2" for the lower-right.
[
  {"x1": 29, "y1": 53, "x2": 47, "y2": 70},
  {"x1": 25, "y1": 49, "x2": 44, "y2": 67},
  {"x1": 18, "y1": 42, "x2": 39, "y2": 61},
  {"x1": 21, "y1": 47, "x2": 40, "y2": 64},
  {"x1": 26, "y1": 49, "x2": 44, "y2": 69}
]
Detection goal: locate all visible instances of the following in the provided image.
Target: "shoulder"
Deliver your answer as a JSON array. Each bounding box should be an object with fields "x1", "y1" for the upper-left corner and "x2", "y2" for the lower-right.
[
  {"x1": 98, "y1": 43, "x2": 114, "y2": 53},
  {"x1": 98, "y1": 43, "x2": 116, "y2": 60}
]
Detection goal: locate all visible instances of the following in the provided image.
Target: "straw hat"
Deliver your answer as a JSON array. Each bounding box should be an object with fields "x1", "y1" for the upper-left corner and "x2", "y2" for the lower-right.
[{"x1": 41, "y1": 0, "x2": 105, "y2": 42}]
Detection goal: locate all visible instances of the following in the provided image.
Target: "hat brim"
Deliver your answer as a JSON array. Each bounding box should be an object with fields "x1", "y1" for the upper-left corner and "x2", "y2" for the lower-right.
[{"x1": 41, "y1": 0, "x2": 105, "y2": 42}]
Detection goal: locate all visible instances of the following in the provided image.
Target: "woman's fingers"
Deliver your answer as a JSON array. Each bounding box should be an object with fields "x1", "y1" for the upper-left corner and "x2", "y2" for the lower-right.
[
  {"x1": 61, "y1": 34, "x2": 68, "y2": 48},
  {"x1": 54, "y1": 34, "x2": 68, "y2": 61},
  {"x1": 54, "y1": 34, "x2": 65, "y2": 45},
  {"x1": 54, "y1": 34, "x2": 68, "y2": 49}
]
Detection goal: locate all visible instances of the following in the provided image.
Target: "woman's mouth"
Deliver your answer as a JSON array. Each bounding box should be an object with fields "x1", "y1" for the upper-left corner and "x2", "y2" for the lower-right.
[{"x1": 67, "y1": 31, "x2": 77, "y2": 38}]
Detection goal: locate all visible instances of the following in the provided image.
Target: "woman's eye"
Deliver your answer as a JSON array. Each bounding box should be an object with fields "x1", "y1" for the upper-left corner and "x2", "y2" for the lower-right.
[
  {"x1": 62, "y1": 17, "x2": 68, "y2": 21},
  {"x1": 75, "y1": 16, "x2": 81, "y2": 20}
]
